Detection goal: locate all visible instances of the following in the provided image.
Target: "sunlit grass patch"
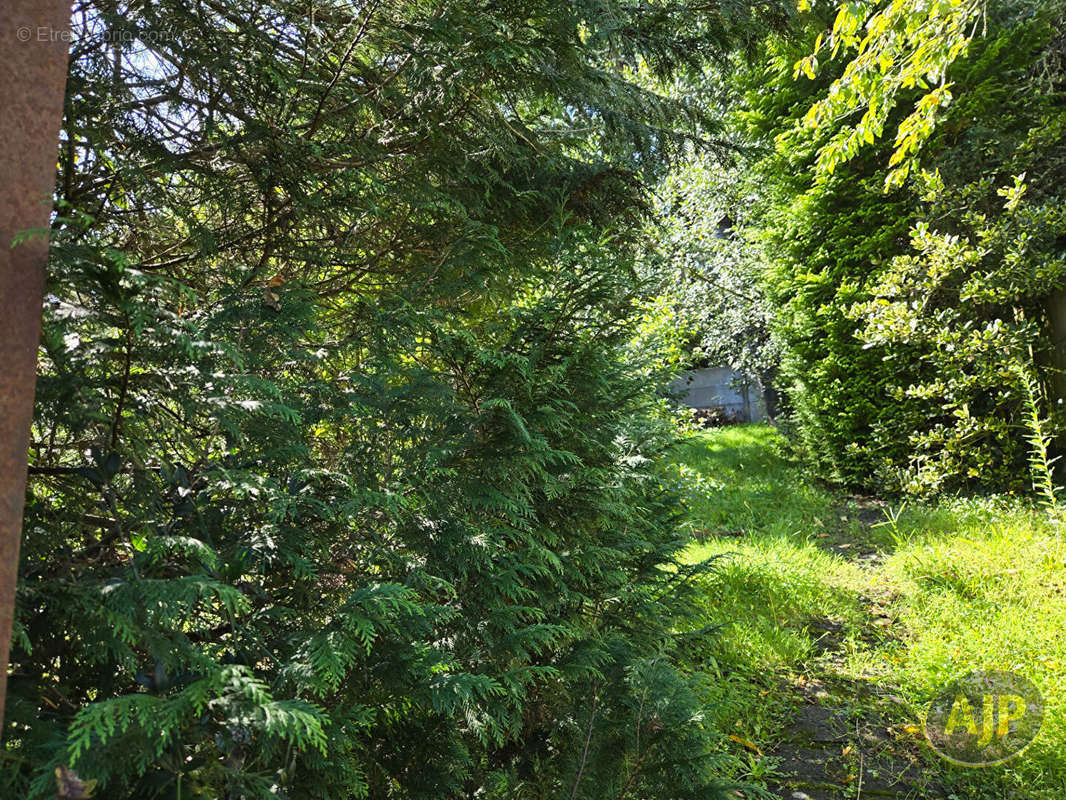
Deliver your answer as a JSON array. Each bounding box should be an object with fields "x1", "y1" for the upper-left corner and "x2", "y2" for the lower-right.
[
  {"x1": 676, "y1": 425, "x2": 833, "y2": 538},
  {"x1": 868, "y1": 499, "x2": 1066, "y2": 797},
  {"x1": 675, "y1": 426, "x2": 867, "y2": 761},
  {"x1": 677, "y1": 425, "x2": 1066, "y2": 798},
  {"x1": 688, "y1": 533, "x2": 865, "y2": 670},
  {"x1": 678, "y1": 426, "x2": 865, "y2": 670}
]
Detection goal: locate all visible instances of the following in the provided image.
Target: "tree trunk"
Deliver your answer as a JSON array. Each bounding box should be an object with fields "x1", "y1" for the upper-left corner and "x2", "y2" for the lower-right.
[
  {"x1": 0, "y1": 0, "x2": 71, "y2": 733},
  {"x1": 1044, "y1": 289, "x2": 1066, "y2": 417}
]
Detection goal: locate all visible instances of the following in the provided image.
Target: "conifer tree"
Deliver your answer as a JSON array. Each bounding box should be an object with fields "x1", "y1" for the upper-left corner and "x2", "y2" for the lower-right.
[{"x1": 6, "y1": 1, "x2": 781, "y2": 797}]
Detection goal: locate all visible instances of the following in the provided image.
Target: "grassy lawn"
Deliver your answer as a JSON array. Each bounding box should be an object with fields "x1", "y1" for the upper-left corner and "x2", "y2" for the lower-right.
[{"x1": 678, "y1": 424, "x2": 1066, "y2": 798}]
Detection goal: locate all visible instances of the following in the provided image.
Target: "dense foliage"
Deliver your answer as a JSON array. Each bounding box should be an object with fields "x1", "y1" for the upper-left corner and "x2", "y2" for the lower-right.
[
  {"x1": 5, "y1": 1, "x2": 784, "y2": 798},
  {"x1": 648, "y1": 152, "x2": 780, "y2": 390},
  {"x1": 12, "y1": 1, "x2": 1066, "y2": 797},
  {"x1": 702, "y1": 0, "x2": 1066, "y2": 494}
]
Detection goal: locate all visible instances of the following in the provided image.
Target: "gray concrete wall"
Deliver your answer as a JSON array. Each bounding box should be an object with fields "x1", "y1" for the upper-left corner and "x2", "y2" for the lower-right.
[{"x1": 670, "y1": 366, "x2": 767, "y2": 422}]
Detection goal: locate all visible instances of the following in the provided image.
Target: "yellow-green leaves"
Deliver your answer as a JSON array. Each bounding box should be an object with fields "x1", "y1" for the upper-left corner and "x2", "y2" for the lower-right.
[
  {"x1": 997, "y1": 172, "x2": 1028, "y2": 213},
  {"x1": 796, "y1": 0, "x2": 984, "y2": 188}
]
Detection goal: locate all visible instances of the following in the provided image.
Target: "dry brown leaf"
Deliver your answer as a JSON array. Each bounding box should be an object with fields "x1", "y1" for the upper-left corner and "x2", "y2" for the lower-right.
[
  {"x1": 55, "y1": 766, "x2": 96, "y2": 799},
  {"x1": 728, "y1": 734, "x2": 763, "y2": 755}
]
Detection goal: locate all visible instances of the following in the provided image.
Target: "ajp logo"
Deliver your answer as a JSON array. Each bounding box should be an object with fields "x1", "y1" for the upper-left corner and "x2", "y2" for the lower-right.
[{"x1": 923, "y1": 670, "x2": 1043, "y2": 766}]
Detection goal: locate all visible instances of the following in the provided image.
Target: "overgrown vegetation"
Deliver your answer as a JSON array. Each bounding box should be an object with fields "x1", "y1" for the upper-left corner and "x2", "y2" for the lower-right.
[
  {"x1": 7, "y1": 0, "x2": 1066, "y2": 797},
  {"x1": 680, "y1": 425, "x2": 1066, "y2": 799},
  {"x1": 669, "y1": 0, "x2": 1066, "y2": 494},
  {"x1": 5, "y1": 2, "x2": 784, "y2": 797}
]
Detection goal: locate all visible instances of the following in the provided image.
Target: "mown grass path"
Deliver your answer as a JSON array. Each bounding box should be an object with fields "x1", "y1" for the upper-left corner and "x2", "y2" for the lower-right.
[{"x1": 677, "y1": 425, "x2": 1066, "y2": 800}]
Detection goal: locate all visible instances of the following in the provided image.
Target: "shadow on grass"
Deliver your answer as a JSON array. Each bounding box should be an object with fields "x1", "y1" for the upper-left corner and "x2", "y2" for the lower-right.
[
  {"x1": 675, "y1": 425, "x2": 1066, "y2": 799},
  {"x1": 676, "y1": 425, "x2": 869, "y2": 717},
  {"x1": 677, "y1": 425, "x2": 837, "y2": 540}
]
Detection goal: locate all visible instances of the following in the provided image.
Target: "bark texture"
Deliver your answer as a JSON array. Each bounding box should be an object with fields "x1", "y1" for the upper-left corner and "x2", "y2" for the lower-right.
[{"x1": 0, "y1": 0, "x2": 71, "y2": 732}]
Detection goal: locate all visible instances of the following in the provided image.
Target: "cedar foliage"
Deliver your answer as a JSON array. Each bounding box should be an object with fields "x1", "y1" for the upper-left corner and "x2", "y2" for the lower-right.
[{"x1": 6, "y1": 1, "x2": 779, "y2": 798}]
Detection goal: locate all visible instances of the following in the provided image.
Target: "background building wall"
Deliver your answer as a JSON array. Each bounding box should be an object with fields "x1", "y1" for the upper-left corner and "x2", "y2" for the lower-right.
[{"x1": 670, "y1": 366, "x2": 767, "y2": 422}]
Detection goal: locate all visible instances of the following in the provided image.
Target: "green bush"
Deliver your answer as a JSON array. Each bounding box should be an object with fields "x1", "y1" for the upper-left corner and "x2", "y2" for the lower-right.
[
  {"x1": 4, "y1": 1, "x2": 781, "y2": 797},
  {"x1": 730, "y1": 2, "x2": 1066, "y2": 494}
]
